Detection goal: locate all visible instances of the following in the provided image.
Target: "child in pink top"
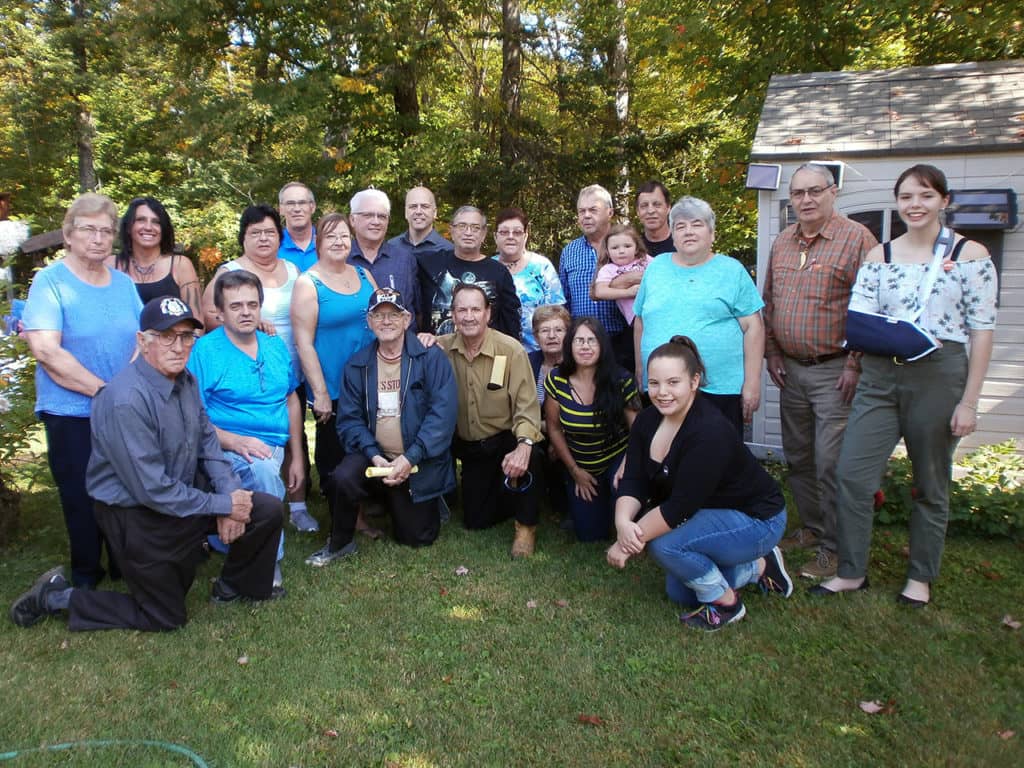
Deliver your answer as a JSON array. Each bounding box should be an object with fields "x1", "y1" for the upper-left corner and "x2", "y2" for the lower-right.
[{"x1": 591, "y1": 224, "x2": 651, "y2": 325}]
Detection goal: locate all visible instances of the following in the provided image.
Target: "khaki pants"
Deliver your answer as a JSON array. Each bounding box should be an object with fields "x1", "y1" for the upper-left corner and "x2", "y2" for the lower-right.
[
  {"x1": 780, "y1": 356, "x2": 850, "y2": 552},
  {"x1": 835, "y1": 343, "x2": 967, "y2": 582}
]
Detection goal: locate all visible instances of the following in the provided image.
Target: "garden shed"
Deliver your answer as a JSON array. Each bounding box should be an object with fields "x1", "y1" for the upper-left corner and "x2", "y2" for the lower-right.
[{"x1": 746, "y1": 59, "x2": 1024, "y2": 457}]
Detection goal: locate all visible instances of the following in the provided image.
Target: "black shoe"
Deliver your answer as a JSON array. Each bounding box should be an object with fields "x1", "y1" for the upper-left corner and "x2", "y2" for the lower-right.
[
  {"x1": 680, "y1": 599, "x2": 746, "y2": 631},
  {"x1": 758, "y1": 546, "x2": 793, "y2": 598},
  {"x1": 210, "y1": 578, "x2": 286, "y2": 605},
  {"x1": 896, "y1": 593, "x2": 928, "y2": 608},
  {"x1": 807, "y1": 577, "x2": 870, "y2": 597},
  {"x1": 10, "y1": 566, "x2": 70, "y2": 627}
]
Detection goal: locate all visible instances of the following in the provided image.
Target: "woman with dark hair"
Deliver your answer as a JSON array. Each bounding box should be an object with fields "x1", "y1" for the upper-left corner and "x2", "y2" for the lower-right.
[
  {"x1": 544, "y1": 317, "x2": 641, "y2": 541},
  {"x1": 117, "y1": 197, "x2": 202, "y2": 318},
  {"x1": 607, "y1": 336, "x2": 792, "y2": 631},
  {"x1": 813, "y1": 164, "x2": 997, "y2": 606},
  {"x1": 292, "y1": 212, "x2": 378, "y2": 542}
]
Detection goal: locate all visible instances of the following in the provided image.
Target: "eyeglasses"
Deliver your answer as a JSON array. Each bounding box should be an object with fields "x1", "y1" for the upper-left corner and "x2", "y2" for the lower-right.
[
  {"x1": 370, "y1": 311, "x2": 404, "y2": 323},
  {"x1": 246, "y1": 228, "x2": 278, "y2": 240},
  {"x1": 322, "y1": 232, "x2": 350, "y2": 243},
  {"x1": 496, "y1": 228, "x2": 525, "y2": 238},
  {"x1": 145, "y1": 330, "x2": 198, "y2": 348},
  {"x1": 572, "y1": 337, "x2": 599, "y2": 347},
  {"x1": 353, "y1": 211, "x2": 389, "y2": 221},
  {"x1": 452, "y1": 222, "x2": 483, "y2": 233},
  {"x1": 74, "y1": 225, "x2": 115, "y2": 239},
  {"x1": 281, "y1": 200, "x2": 312, "y2": 209},
  {"x1": 789, "y1": 184, "x2": 834, "y2": 201}
]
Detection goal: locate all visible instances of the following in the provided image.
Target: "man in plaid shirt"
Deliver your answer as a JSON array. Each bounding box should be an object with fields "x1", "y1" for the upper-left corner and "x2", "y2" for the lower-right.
[{"x1": 762, "y1": 163, "x2": 877, "y2": 580}]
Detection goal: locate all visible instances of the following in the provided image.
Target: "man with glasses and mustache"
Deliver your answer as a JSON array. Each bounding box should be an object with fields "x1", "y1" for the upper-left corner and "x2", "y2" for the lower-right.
[
  {"x1": 10, "y1": 297, "x2": 284, "y2": 631},
  {"x1": 277, "y1": 181, "x2": 318, "y2": 272},
  {"x1": 762, "y1": 162, "x2": 877, "y2": 581},
  {"x1": 418, "y1": 205, "x2": 521, "y2": 339},
  {"x1": 347, "y1": 188, "x2": 421, "y2": 321},
  {"x1": 306, "y1": 288, "x2": 457, "y2": 564}
]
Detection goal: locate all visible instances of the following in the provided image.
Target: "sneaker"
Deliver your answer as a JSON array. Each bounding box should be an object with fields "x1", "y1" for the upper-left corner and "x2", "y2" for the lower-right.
[
  {"x1": 272, "y1": 563, "x2": 283, "y2": 589},
  {"x1": 210, "y1": 578, "x2": 286, "y2": 604},
  {"x1": 304, "y1": 540, "x2": 358, "y2": 567},
  {"x1": 758, "y1": 546, "x2": 794, "y2": 597},
  {"x1": 289, "y1": 507, "x2": 320, "y2": 533},
  {"x1": 680, "y1": 599, "x2": 747, "y2": 632},
  {"x1": 800, "y1": 548, "x2": 838, "y2": 580},
  {"x1": 778, "y1": 527, "x2": 821, "y2": 552},
  {"x1": 10, "y1": 566, "x2": 70, "y2": 627}
]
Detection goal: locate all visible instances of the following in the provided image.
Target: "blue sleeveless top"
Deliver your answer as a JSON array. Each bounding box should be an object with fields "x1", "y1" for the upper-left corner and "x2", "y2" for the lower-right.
[{"x1": 308, "y1": 266, "x2": 374, "y2": 402}]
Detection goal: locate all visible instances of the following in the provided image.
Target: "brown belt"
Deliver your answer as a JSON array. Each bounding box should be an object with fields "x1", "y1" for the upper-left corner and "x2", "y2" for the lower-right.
[{"x1": 788, "y1": 351, "x2": 846, "y2": 366}]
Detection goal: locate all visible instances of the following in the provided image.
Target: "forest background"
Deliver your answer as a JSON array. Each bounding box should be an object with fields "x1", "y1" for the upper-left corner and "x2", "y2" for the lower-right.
[{"x1": 1, "y1": 1, "x2": 1022, "y2": 273}]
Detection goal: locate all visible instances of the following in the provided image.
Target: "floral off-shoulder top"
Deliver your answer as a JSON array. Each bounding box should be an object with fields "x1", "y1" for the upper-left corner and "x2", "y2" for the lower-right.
[{"x1": 848, "y1": 244, "x2": 998, "y2": 343}]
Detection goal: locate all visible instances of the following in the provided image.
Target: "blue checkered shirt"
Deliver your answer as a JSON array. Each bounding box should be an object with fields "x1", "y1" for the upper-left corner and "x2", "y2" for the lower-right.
[{"x1": 558, "y1": 236, "x2": 627, "y2": 333}]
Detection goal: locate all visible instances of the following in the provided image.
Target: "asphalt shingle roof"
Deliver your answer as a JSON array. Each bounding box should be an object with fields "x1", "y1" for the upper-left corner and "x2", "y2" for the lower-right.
[{"x1": 751, "y1": 59, "x2": 1024, "y2": 160}]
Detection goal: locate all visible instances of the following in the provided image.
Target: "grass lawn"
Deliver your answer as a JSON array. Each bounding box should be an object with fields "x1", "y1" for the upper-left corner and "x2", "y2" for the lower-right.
[{"x1": 1, "y1": 456, "x2": 1022, "y2": 768}]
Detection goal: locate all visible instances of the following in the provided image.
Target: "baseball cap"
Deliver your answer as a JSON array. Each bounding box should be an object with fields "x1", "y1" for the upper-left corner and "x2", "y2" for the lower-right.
[
  {"x1": 140, "y1": 296, "x2": 204, "y2": 332},
  {"x1": 367, "y1": 288, "x2": 408, "y2": 314}
]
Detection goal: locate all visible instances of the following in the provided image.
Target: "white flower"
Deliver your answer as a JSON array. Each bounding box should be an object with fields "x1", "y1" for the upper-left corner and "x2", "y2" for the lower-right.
[{"x1": 0, "y1": 220, "x2": 30, "y2": 256}]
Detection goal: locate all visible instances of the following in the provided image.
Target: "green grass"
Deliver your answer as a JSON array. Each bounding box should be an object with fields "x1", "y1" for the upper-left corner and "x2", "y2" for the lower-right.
[{"x1": 2, "y1": 465, "x2": 1023, "y2": 767}]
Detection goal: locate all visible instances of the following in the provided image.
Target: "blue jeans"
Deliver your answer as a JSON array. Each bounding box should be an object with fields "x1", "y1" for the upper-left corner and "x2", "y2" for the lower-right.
[
  {"x1": 647, "y1": 508, "x2": 786, "y2": 606},
  {"x1": 208, "y1": 448, "x2": 285, "y2": 561},
  {"x1": 565, "y1": 457, "x2": 623, "y2": 543}
]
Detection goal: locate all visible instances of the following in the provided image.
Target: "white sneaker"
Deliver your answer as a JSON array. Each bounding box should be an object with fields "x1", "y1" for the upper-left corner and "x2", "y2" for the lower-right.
[{"x1": 304, "y1": 540, "x2": 357, "y2": 567}]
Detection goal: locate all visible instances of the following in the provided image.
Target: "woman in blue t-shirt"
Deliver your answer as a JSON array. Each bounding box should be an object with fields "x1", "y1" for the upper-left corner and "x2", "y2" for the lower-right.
[
  {"x1": 544, "y1": 317, "x2": 640, "y2": 542},
  {"x1": 21, "y1": 193, "x2": 143, "y2": 588}
]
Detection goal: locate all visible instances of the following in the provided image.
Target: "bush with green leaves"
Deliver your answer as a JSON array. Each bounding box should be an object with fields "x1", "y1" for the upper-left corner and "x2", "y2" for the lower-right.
[
  {"x1": 876, "y1": 441, "x2": 1024, "y2": 540},
  {"x1": 0, "y1": 325, "x2": 39, "y2": 545}
]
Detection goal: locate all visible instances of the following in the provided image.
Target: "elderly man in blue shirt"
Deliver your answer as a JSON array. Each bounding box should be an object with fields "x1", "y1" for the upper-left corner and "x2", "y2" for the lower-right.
[
  {"x1": 277, "y1": 181, "x2": 318, "y2": 271},
  {"x1": 10, "y1": 297, "x2": 284, "y2": 632}
]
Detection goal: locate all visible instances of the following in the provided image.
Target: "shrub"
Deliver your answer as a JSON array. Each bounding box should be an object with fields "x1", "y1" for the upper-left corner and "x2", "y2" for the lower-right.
[
  {"x1": 876, "y1": 441, "x2": 1024, "y2": 540},
  {"x1": 0, "y1": 327, "x2": 41, "y2": 546}
]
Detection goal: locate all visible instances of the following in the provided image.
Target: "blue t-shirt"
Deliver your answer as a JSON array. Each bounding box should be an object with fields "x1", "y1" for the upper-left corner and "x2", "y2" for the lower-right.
[
  {"x1": 188, "y1": 328, "x2": 299, "y2": 447},
  {"x1": 634, "y1": 253, "x2": 764, "y2": 394},
  {"x1": 22, "y1": 261, "x2": 142, "y2": 417}
]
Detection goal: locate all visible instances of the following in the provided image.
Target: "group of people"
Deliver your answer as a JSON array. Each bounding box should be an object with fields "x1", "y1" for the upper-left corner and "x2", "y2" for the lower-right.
[{"x1": 10, "y1": 161, "x2": 998, "y2": 634}]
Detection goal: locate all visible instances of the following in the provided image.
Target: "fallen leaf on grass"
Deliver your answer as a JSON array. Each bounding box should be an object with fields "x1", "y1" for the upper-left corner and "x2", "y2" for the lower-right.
[
  {"x1": 323, "y1": 728, "x2": 338, "y2": 739},
  {"x1": 526, "y1": 599, "x2": 537, "y2": 609},
  {"x1": 983, "y1": 570, "x2": 1004, "y2": 581},
  {"x1": 859, "y1": 699, "x2": 896, "y2": 715},
  {"x1": 439, "y1": 587, "x2": 449, "y2": 596},
  {"x1": 554, "y1": 599, "x2": 569, "y2": 608},
  {"x1": 1001, "y1": 615, "x2": 1022, "y2": 630},
  {"x1": 577, "y1": 714, "x2": 605, "y2": 727},
  {"x1": 998, "y1": 729, "x2": 1015, "y2": 740},
  {"x1": 454, "y1": 565, "x2": 469, "y2": 576},
  {"x1": 237, "y1": 655, "x2": 249, "y2": 666},
  {"x1": 169, "y1": 680, "x2": 178, "y2": 689},
  {"x1": 441, "y1": 674, "x2": 453, "y2": 684},
  {"x1": 59, "y1": 639, "x2": 69, "y2": 650}
]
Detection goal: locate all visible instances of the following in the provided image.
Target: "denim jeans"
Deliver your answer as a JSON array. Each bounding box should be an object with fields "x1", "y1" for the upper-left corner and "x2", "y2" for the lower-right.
[
  {"x1": 208, "y1": 447, "x2": 285, "y2": 560},
  {"x1": 565, "y1": 456, "x2": 624, "y2": 543},
  {"x1": 647, "y1": 507, "x2": 787, "y2": 606}
]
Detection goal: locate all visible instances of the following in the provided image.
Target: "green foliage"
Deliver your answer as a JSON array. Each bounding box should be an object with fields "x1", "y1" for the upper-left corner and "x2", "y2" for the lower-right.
[{"x1": 877, "y1": 442, "x2": 1024, "y2": 540}]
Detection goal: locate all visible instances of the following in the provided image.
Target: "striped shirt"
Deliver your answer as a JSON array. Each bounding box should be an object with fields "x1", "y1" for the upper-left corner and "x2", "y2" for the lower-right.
[
  {"x1": 558, "y1": 236, "x2": 627, "y2": 334},
  {"x1": 544, "y1": 368, "x2": 639, "y2": 474},
  {"x1": 763, "y1": 213, "x2": 876, "y2": 360}
]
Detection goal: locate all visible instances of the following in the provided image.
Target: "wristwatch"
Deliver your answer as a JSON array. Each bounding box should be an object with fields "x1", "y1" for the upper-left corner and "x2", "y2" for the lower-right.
[{"x1": 517, "y1": 437, "x2": 535, "y2": 447}]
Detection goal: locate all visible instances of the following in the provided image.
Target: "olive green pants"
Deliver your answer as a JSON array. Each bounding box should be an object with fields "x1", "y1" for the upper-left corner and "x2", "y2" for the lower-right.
[{"x1": 835, "y1": 343, "x2": 967, "y2": 582}]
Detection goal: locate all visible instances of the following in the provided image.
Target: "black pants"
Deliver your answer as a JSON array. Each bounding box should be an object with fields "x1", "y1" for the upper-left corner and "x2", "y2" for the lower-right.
[
  {"x1": 326, "y1": 454, "x2": 439, "y2": 548},
  {"x1": 313, "y1": 399, "x2": 344, "y2": 495},
  {"x1": 67, "y1": 493, "x2": 283, "y2": 632},
  {"x1": 453, "y1": 431, "x2": 541, "y2": 530},
  {"x1": 40, "y1": 413, "x2": 117, "y2": 587}
]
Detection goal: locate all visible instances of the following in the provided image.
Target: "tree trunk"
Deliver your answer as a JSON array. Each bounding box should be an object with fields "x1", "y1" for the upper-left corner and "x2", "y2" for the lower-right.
[
  {"x1": 71, "y1": 0, "x2": 97, "y2": 192},
  {"x1": 611, "y1": 0, "x2": 629, "y2": 216},
  {"x1": 499, "y1": 0, "x2": 522, "y2": 165},
  {"x1": 392, "y1": 60, "x2": 421, "y2": 137}
]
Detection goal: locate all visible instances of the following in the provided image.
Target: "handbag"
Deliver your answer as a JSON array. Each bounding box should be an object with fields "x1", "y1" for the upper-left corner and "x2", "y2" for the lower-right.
[{"x1": 842, "y1": 228, "x2": 954, "y2": 362}]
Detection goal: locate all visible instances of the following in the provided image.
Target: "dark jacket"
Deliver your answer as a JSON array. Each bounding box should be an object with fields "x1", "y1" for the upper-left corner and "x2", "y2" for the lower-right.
[{"x1": 338, "y1": 329, "x2": 457, "y2": 503}]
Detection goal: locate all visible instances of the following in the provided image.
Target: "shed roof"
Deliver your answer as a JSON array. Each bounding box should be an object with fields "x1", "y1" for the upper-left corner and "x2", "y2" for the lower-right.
[{"x1": 751, "y1": 59, "x2": 1024, "y2": 161}]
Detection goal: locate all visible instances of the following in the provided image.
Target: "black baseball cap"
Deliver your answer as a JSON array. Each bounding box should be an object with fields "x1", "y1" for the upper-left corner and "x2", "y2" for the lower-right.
[
  {"x1": 140, "y1": 296, "x2": 204, "y2": 332},
  {"x1": 367, "y1": 288, "x2": 408, "y2": 314}
]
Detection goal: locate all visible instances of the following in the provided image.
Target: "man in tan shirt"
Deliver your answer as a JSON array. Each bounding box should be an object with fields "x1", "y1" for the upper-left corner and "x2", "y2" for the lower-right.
[{"x1": 438, "y1": 283, "x2": 544, "y2": 557}]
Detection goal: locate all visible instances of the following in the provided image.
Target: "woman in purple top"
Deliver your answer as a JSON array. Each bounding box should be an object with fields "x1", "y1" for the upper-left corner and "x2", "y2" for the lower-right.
[{"x1": 21, "y1": 193, "x2": 143, "y2": 587}]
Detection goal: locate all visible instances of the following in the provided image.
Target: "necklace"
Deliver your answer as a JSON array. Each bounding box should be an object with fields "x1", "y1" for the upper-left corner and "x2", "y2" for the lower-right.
[
  {"x1": 131, "y1": 258, "x2": 158, "y2": 278},
  {"x1": 377, "y1": 349, "x2": 402, "y2": 363},
  {"x1": 502, "y1": 256, "x2": 522, "y2": 271}
]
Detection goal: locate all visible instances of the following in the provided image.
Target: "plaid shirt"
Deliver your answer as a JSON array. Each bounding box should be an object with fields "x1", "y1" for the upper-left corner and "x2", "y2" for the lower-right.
[
  {"x1": 763, "y1": 213, "x2": 877, "y2": 360},
  {"x1": 558, "y1": 235, "x2": 627, "y2": 334}
]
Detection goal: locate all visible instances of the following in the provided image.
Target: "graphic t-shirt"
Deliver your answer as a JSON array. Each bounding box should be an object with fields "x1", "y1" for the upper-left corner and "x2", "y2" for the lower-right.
[{"x1": 375, "y1": 355, "x2": 404, "y2": 458}]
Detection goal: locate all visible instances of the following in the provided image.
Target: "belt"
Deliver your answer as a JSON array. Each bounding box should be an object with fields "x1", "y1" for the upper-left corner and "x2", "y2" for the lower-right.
[{"x1": 788, "y1": 351, "x2": 846, "y2": 366}]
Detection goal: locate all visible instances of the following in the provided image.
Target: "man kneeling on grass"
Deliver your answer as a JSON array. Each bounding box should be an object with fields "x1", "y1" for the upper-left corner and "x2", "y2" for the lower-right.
[
  {"x1": 306, "y1": 288, "x2": 457, "y2": 565},
  {"x1": 10, "y1": 297, "x2": 284, "y2": 632}
]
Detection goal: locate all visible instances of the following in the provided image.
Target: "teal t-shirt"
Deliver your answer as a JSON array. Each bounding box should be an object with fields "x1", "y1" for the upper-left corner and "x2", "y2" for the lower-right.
[{"x1": 634, "y1": 253, "x2": 763, "y2": 394}]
